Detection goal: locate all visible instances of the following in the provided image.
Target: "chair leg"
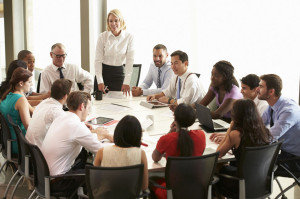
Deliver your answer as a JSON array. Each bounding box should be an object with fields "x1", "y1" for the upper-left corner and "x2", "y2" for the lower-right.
[
  {"x1": 10, "y1": 175, "x2": 24, "y2": 199},
  {"x1": 28, "y1": 190, "x2": 35, "y2": 199},
  {"x1": 3, "y1": 170, "x2": 19, "y2": 198},
  {"x1": 274, "y1": 177, "x2": 290, "y2": 199}
]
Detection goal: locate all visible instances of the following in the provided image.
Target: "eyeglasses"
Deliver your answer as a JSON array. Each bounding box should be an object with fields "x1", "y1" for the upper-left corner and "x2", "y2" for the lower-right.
[{"x1": 52, "y1": 52, "x2": 67, "y2": 58}]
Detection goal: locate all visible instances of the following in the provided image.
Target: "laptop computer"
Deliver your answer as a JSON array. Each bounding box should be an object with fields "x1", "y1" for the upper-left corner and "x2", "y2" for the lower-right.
[{"x1": 195, "y1": 103, "x2": 230, "y2": 131}]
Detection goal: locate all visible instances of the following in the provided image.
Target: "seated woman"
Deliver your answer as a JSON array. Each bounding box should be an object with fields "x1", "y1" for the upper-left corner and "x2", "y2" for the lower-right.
[
  {"x1": 215, "y1": 99, "x2": 272, "y2": 197},
  {"x1": 0, "y1": 67, "x2": 32, "y2": 155},
  {"x1": 151, "y1": 103, "x2": 206, "y2": 199},
  {"x1": 198, "y1": 60, "x2": 242, "y2": 122},
  {"x1": 94, "y1": 115, "x2": 148, "y2": 191}
]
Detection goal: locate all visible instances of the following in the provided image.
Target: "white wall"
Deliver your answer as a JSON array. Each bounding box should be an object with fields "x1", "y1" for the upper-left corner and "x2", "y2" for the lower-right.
[{"x1": 108, "y1": 0, "x2": 300, "y2": 101}]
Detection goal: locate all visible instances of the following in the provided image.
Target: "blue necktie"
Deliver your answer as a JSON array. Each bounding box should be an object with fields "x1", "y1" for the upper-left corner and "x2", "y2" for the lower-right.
[
  {"x1": 58, "y1": 67, "x2": 64, "y2": 79},
  {"x1": 176, "y1": 78, "x2": 181, "y2": 99},
  {"x1": 157, "y1": 69, "x2": 162, "y2": 88}
]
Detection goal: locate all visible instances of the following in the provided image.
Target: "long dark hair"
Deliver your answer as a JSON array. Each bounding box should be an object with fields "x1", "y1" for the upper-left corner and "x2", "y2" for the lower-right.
[
  {"x1": 0, "y1": 60, "x2": 28, "y2": 98},
  {"x1": 114, "y1": 115, "x2": 142, "y2": 148},
  {"x1": 213, "y1": 60, "x2": 239, "y2": 92},
  {"x1": 231, "y1": 99, "x2": 272, "y2": 146},
  {"x1": 1, "y1": 67, "x2": 32, "y2": 101},
  {"x1": 174, "y1": 103, "x2": 196, "y2": 156}
]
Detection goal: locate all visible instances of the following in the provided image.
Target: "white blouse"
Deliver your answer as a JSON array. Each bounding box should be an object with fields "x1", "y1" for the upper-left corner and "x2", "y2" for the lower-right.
[{"x1": 94, "y1": 30, "x2": 135, "y2": 85}]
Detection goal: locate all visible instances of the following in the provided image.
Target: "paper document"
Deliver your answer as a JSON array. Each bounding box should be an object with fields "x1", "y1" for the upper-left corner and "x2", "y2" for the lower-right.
[
  {"x1": 97, "y1": 104, "x2": 130, "y2": 112},
  {"x1": 105, "y1": 91, "x2": 126, "y2": 99}
]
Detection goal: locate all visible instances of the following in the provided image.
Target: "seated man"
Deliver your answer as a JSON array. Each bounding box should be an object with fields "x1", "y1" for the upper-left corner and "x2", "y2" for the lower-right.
[
  {"x1": 240, "y1": 74, "x2": 268, "y2": 116},
  {"x1": 258, "y1": 74, "x2": 300, "y2": 172},
  {"x1": 26, "y1": 79, "x2": 72, "y2": 148},
  {"x1": 132, "y1": 44, "x2": 172, "y2": 96},
  {"x1": 18, "y1": 50, "x2": 50, "y2": 105},
  {"x1": 41, "y1": 91, "x2": 112, "y2": 194},
  {"x1": 147, "y1": 50, "x2": 205, "y2": 109},
  {"x1": 40, "y1": 43, "x2": 93, "y2": 93}
]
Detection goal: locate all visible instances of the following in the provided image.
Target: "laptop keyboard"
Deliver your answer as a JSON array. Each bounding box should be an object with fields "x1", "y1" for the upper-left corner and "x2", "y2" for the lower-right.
[{"x1": 213, "y1": 122, "x2": 224, "y2": 128}]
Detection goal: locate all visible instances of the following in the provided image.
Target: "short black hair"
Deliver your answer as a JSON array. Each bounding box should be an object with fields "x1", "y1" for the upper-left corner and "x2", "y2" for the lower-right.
[
  {"x1": 17, "y1": 50, "x2": 32, "y2": 60},
  {"x1": 240, "y1": 74, "x2": 260, "y2": 90},
  {"x1": 114, "y1": 115, "x2": 142, "y2": 148},
  {"x1": 51, "y1": 79, "x2": 72, "y2": 100},
  {"x1": 170, "y1": 50, "x2": 188, "y2": 63},
  {"x1": 153, "y1": 44, "x2": 167, "y2": 52}
]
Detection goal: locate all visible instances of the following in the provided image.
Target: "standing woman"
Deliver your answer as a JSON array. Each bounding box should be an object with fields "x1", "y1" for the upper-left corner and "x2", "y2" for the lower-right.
[
  {"x1": 0, "y1": 67, "x2": 32, "y2": 155},
  {"x1": 199, "y1": 60, "x2": 242, "y2": 122},
  {"x1": 94, "y1": 9, "x2": 134, "y2": 95}
]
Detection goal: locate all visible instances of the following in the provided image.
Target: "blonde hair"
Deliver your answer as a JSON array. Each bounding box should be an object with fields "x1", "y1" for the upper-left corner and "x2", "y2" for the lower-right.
[{"x1": 106, "y1": 9, "x2": 126, "y2": 31}]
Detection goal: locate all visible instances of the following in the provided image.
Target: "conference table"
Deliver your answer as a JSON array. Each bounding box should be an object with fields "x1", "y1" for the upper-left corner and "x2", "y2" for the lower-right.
[{"x1": 88, "y1": 91, "x2": 234, "y2": 172}]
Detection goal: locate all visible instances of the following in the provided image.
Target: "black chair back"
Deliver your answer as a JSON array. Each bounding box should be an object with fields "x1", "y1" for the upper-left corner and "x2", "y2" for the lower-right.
[
  {"x1": 85, "y1": 164, "x2": 144, "y2": 199},
  {"x1": 0, "y1": 112, "x2": 11, "y2": 157},
  {"x1": 7, "y1": 115, "x2": 32, "y2": 175},
  {"x1": 36, "y1": 73, "x2": 41, "y2": 93},
  {"x1": 25, "y1": 137, "x2": 50, "y2": 196},
  {"x1": 165, "y1": 152, "x2": 219, "y2": 199},
  {"x1": 237, "y1": 142, "x2": 282, "y2": 198}
]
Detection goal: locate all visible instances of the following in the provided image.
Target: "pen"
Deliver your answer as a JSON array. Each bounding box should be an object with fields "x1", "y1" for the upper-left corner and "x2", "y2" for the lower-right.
[
  {"x1": 141, "y1": 142, "x2": 148, "y2": 147},
  {"x1": 111, "y1": 103, "x2": 130, "y2": 108}
]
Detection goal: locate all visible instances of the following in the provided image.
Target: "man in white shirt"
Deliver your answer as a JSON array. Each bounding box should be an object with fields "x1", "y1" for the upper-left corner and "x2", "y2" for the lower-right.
[
  {"x1": 41, "y1": 91, "x2": 112, "y2": 195},
  {"x1": 147, "y1": 50, "x2": 205, "y2": 108},
  {"x1": 132, "y1": 44, "x2": 172, "y2": 96},
  {"x1": 40, "y1": 43, "x2": 93, "y2": 93},
  {"x1": 240, "y1": 74, "x2": 268, "y2": 115},
  {"x1": 26, "y1": 79, "x2": 72, "y2": 148}
]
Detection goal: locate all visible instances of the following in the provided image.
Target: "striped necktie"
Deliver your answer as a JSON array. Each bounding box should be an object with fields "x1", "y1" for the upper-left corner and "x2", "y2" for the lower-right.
[{"x1": 157, "y1": 69, "x2": 162, "y2": 88}]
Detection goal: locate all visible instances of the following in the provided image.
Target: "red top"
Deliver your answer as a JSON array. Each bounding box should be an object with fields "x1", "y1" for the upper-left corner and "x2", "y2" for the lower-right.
[{"x1": 156, "y1": 130, "x2": 206, "y2": 159}]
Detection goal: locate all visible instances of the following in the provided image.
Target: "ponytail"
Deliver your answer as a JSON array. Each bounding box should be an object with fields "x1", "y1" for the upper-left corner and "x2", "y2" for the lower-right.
[{"x1": 177, "y1": 127, "x2": 194, "y2": 157}]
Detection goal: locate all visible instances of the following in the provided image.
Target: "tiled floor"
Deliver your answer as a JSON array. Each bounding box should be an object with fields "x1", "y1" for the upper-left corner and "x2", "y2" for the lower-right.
[{"x1": 0, "y1": 154, "x2": 299, "y2": 198}]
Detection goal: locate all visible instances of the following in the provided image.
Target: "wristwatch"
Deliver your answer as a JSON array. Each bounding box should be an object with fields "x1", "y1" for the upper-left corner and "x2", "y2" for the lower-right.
[{"x1": 168, "y1": 98, "x2": 172, "y2": 104}]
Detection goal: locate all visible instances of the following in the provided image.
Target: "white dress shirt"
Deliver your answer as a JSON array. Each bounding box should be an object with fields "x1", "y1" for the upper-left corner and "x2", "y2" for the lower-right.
[
  {"x1": 253, "y1": 96, "x2": 269, "y2": 116},
  {"x1": 26, "y1": 98, "x2": 65, "y2": 148},
  {"x1": 139, "y1": 60, "x2": 173, "y2": 95},
  {"x1": 41, "y1": 112, "x2": 103, "y2": 175},
  {"x1": 40, "y1": 63, "x2": 93, "y2": 93},
  {"x1": 163, "y1": 70, "x2": 206, "y2": 104},
  {"x1": 94, "y1": 30, "x2": 135, "y2": 85}
]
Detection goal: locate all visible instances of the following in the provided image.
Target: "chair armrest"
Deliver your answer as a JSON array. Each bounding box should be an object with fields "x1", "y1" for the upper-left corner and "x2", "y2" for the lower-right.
[
  {"x1": 211, "y1": 175, "x2": 219, "y2": 185},
  {"x1": 216, "y1": 173, "x2": 243, "y2": 181},
  {"x1": 7, "y1": 138, "x2": 16, "y2": 160},
  {"x1": 138, "y1": 190, "x2": 150, "y2": 198},
  {"x1": 149, "y1": 178, "x2": 168, "y2": 190},
  {"x1": 25, "y1": 154, "x2": 31, "y2": 177}
]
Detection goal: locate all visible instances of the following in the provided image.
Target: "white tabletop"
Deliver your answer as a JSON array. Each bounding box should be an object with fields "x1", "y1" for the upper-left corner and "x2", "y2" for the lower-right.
[{"x1": 89, "y1": 91, "x2": 234, "y2": 171}]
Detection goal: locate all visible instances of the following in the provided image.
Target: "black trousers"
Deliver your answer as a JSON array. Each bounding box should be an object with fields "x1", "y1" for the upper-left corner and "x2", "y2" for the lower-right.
[
  {"x1": 276, "y1": 150, "x2": 300, "y2": 173},
  {"x1": 102, "y1": 63, "x2": 125, "y2": 91}
]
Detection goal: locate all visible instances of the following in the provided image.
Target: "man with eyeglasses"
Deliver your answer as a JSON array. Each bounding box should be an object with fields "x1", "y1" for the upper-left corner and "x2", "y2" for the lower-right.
[{"x1": 39, "y1": 43, "x2": 93, "y2": 93}]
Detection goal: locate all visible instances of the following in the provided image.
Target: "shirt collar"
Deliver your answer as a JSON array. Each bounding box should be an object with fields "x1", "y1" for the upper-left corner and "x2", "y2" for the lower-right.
[
  {"x1": 108, "y1": 30, "x2": 125, "y2": 39},
  {"x1": 51, "y1": 63, "x2": 66, "y2": 71},
  {"x1": 178, "y1": 69, "x2": 190, "y2": 80},
  {"x1": 271, "y1": 96, "x2": 283, "y2": 112}
]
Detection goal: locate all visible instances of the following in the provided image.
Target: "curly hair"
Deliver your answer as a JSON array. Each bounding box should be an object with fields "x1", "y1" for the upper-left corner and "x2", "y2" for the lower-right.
[{"x1": 213, "y1": 60, "x2": 239, "y2": 92}]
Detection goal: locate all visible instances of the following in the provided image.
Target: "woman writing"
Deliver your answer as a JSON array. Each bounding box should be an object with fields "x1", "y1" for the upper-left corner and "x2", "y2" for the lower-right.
[
  {"x1": 94, "y1": 9, "x2": 134, "y2": 96},
  {"x1": 151, "y1": 103, "x2": 206, "y2": 199},
  {"x1": 94, "y1": 115, "x2": 148, "y2": 191},
  {"x1": 199, "y1": 60, "x2": 242, "y2": 122},
  {"x1": 0, "y1": 67, "x2": 32, "y2": 155}
]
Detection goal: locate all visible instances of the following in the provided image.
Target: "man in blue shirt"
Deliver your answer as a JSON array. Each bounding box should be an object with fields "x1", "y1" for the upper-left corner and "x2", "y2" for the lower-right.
[
  {"x1": 132, "y1": 44, "x2": 172, "y2": 96},
  {"x1": 258, "y1": 74, "x2": 300, "y2": 171}
]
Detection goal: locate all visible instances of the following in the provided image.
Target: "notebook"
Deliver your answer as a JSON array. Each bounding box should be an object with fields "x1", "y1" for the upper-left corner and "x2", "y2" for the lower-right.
[
  {"x1": 140, "y1": 100, "x2": 168, "y2": 109},
  {"x1": 195, "y1": 103, "x2": 230, "y2": 131}
]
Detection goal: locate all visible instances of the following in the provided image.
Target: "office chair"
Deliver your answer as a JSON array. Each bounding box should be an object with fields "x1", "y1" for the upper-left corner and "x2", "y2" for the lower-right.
[
  {"x1": 150, "y1": 152, "x2": 219, "y2": 199},
  {"x1": 216, "y1": 142, "x2": 282, "y2": 199},
  {"x1": 274, "y1": 155, "x2": 300, "y2": 199},
  {"x1": 21, "y1": 136, "x2": 84, "y2": 199},
  {"x1": 130, "y1": 64, "x2": 142, "y2": 89},
  {"x1": 4, "y1": 115, "x2": 33, "y2": 198},
  {"x1": 84, "y1": 164, "x2": 147, "y2": 199}
]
